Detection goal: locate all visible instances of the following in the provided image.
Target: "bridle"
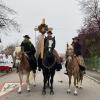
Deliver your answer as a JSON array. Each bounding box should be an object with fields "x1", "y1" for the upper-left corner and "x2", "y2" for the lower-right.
[{"x1": 42, "y1": 55, "x2": 56, "y2": 69}]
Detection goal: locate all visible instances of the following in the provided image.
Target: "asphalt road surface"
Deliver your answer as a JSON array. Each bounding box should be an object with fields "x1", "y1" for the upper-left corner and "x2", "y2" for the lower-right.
[{"x1": 0, "y1": 68, "x2": 100, "y2": 100}]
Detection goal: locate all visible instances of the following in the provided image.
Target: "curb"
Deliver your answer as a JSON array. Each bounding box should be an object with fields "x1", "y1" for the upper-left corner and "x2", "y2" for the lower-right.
[
  {"x1": 0, "y1": 73, "x2": 8, "y2": 77},
  {"x1": 85, "y1": 74, "x2": 100, "y2": 84},
  {"x1": 0, "y1": 71, "x2": 14, "y2": 78}
]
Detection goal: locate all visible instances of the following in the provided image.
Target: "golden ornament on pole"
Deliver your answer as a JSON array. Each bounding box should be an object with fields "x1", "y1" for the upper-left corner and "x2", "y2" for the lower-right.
[
  {"x1": 37, "y1": 18, "x2": 48, "y2": 59},
  {"x1": 35, "y1": 19, "x2": 53, "y2": 59}
]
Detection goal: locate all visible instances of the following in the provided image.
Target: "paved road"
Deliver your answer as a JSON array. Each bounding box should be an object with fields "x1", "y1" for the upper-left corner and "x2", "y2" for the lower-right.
[
  {"x1": 86, "y1": 70, "x2": 100, "y2": 82},
  {"x1": 0, "y1": 69, "x2": 100, "y2": 100}
]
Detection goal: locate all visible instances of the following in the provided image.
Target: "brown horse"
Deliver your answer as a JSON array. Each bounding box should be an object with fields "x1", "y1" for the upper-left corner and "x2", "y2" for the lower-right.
[
  {"x1": 65, "y1": 45, "x2": 83, "y2": 95},
  {"x1": 13, "y1": 46, "x2": 36, "y2": 93}
]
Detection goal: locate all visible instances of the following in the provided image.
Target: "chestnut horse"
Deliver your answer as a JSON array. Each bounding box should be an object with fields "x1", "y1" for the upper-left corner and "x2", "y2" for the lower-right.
[
  {"x1": 13, "y1": 47, "x2": 36, "y2": 93},
  {"x1": 65, "y1": 45, "x2": 83, "y2": 95}
]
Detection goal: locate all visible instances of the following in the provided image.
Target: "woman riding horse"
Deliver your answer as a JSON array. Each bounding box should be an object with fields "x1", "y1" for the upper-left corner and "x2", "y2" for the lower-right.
[
  {"x1": 65, "y1": 38, "x2": 86, "y2": 75},
  {"x1": 44, "y1": 31, "x2": 62, "y2": 69},
  {"x1": 38, "y1": 30, "x2": 62, "y2": 95},
  {"x1": 65, "y1": 45, "x2": 81, "y2": 95}
]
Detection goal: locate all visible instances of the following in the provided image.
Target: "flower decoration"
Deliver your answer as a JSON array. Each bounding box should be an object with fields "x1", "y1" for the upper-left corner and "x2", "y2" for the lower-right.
[{"x1": 38, "y1": 24, "x2": 48, "y2": 34}]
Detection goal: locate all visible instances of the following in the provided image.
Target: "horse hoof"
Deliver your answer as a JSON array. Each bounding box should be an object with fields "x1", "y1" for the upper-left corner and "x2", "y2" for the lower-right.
[
  {"x1": 50, "y1": 91, "x2": 54, "y2": 95},
  {"x1": 33, "y1": 84, "x2": 36, "y2": 87},
  {"x1": 79, "y1": 86, "x2": 83, "y2": 89},
  {"x1": 74, "y1": 93, "x2": 78, "y2": 96},
  {"x1": 74, "y1": 92, "x2": 78, "y2": 95},
  {"x1": 67, "y1": 91, "x2": 71, "y2": 94},
  {"x1": 18, "y1": 91, "x2": 21, "y2": 94},
  {"x1": 79, "y1": 85, "x2": 83, "y2": 89},
  {"x1": 76, "y1": 85, "x2": 78, "y2": 88},
  {"x1": 42, "y1": 90, "x2": 46, "y2": 95},
  {"x1": 67, "y1": 89, "x2": 71, "y2": 94},
  {"x1": 27, "y1": 90, "x2": 30, "y2": 92}
]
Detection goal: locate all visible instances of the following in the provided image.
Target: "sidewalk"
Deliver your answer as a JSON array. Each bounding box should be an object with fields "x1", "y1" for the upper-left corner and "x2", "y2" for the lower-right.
[
  {"x1": 86, "y1": 70, "x2": 100, "y2": 83},
  {"x1": 0, "y1": 72, "x2": 7, "y2": 77},
  {"x1": 0, "y1": 68, "x2": 15, "y2": 77}
]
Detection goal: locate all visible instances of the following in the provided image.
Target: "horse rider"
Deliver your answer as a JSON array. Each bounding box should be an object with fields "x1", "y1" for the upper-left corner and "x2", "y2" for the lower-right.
[
  {"x1": 21, "y1": 35, "x2": 37, "y2": 73},
  {"x1": 44, "y1": 30, "x2": 62, "y2": 71},
  {"x1": 64, "y1": 38, "x2": 86, "y2": 75}
]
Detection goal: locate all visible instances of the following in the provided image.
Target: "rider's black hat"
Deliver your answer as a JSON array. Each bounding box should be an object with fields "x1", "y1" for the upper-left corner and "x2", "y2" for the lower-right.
[
  {"x1": 47, "y1": 31, "x2": 53, "y2": 34},
  {"x1": 72, "y1": 37, "x2": 79, "y2": 41},
  {"x1": 23, "y1": 35, "x2": 30, "y2": 39}
]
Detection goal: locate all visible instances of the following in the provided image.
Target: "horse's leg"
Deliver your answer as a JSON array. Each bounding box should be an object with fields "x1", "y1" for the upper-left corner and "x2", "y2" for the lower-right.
[
  {"x1": 33, "y1": 72, "x2": 36, "y2": 87},
  {"x1": 42, "y1": 70, "x2": 47, "y2": 95},
  {"x1": 73, "y1": 75, "x2": 78, "y2": 95},
  {"x1": 26, "y1": 72, "x2": 30, "y2": 92},
  {"x1": 76, "y1": 76, "x2": 79, "y2": 88},
  {"x1": 67, "y1": 75, "x2": 72, "y2": 94},
  {"x1": 79, "y1": 74, "x2": 83, "y2": 89},
  {"x1": 50, "y1": 70, "x2": 55, "y2": 95},
  {"x1": 47, "y1": 73, "x2": 50, "y2": 88},
  {"x1": 18, "y1": 72, "x2": 23, "y2": 94}
]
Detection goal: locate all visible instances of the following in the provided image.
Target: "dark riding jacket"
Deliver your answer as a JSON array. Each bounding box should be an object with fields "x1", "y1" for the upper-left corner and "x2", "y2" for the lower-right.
[
  {"x1": 44, "y1": 36, "x2": 55, "y2": 51},
  {"x1": 72, "y1": 42, "x2": 81, "y2": 56},
  {"x1": 21, "y1": 40, "x2": 36, "y2": 56},
  {"x1": 21, "y1": 40, "x2": 37, "y2": 70}
]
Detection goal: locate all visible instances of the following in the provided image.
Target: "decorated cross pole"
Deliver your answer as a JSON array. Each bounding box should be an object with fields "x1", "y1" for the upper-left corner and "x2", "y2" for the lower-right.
[
  {"x1": 34, "y1": 26, "x2": 38, "y2": 47},
  {"x1": 38, "y1": 18, "x2": 48, "y2": 59},
  {"x1": 67, "y1": 42, "x2": 69, "y2": 50}
]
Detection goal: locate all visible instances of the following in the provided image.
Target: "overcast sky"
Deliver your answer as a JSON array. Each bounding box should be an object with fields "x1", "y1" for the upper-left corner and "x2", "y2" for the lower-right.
[{"x1": 1, "y1": 0, "x2": 83, "y2": 53}]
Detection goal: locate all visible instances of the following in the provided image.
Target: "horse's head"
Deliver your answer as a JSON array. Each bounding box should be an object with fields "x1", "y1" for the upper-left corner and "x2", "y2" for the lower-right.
[
  {"x1": 66, "y1": 45, "x2": 74, "y2": 62},
  {"x1": 13, "y1": 46, "x2": 24, "y2": 66}
]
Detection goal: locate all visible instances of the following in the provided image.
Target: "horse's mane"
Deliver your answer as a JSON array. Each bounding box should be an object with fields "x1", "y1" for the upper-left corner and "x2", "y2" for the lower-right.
[
  {"x1": 66, "y1": 45, "x2": 74, "y2": 56},
  {"x1": 13, "y1": 46, "x2": 21, "y2": 57},
  {"x1": 15, "y1": 46, "x2": 21, "y2": 53}
]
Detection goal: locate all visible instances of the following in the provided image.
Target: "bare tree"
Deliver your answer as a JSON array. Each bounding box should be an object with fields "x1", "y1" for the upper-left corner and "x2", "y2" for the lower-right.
[
  {"x1": 79, "y1": 0, "x2": 100, "y2": 32},
  {"x1": 0, "y1": 1, "x2": 20, "y2": 33}
]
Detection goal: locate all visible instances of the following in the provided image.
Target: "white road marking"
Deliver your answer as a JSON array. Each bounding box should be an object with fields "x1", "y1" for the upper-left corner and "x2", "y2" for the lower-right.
[{"x1": 0, "y1": 82, "x2": 22, "y2": 97}]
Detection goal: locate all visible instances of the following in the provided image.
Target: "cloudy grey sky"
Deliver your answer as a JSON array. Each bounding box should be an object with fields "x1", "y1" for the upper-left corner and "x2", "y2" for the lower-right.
[{"x1": 1, "y1": 0, "x2": 83, "y2": 53}]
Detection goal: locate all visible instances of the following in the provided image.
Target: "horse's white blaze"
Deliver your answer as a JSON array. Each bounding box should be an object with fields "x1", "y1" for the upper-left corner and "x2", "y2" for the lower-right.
[
  {"x1": 68, "y1": 56, "x2": 72, "y2": 62},
  {"x1": 48, "y1": 40, "x2": 53, "y2": 48}
]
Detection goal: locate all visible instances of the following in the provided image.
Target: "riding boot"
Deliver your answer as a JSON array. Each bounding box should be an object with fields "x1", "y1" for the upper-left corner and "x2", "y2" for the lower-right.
[{"x1": 79, "y1": 65, "x2": 86, "y2": 74}]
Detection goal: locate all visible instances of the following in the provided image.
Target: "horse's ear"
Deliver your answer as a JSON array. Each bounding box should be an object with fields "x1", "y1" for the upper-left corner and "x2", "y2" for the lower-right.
[{"x1": 53, "y1": 36, "x2": 55, "y2": 39}]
